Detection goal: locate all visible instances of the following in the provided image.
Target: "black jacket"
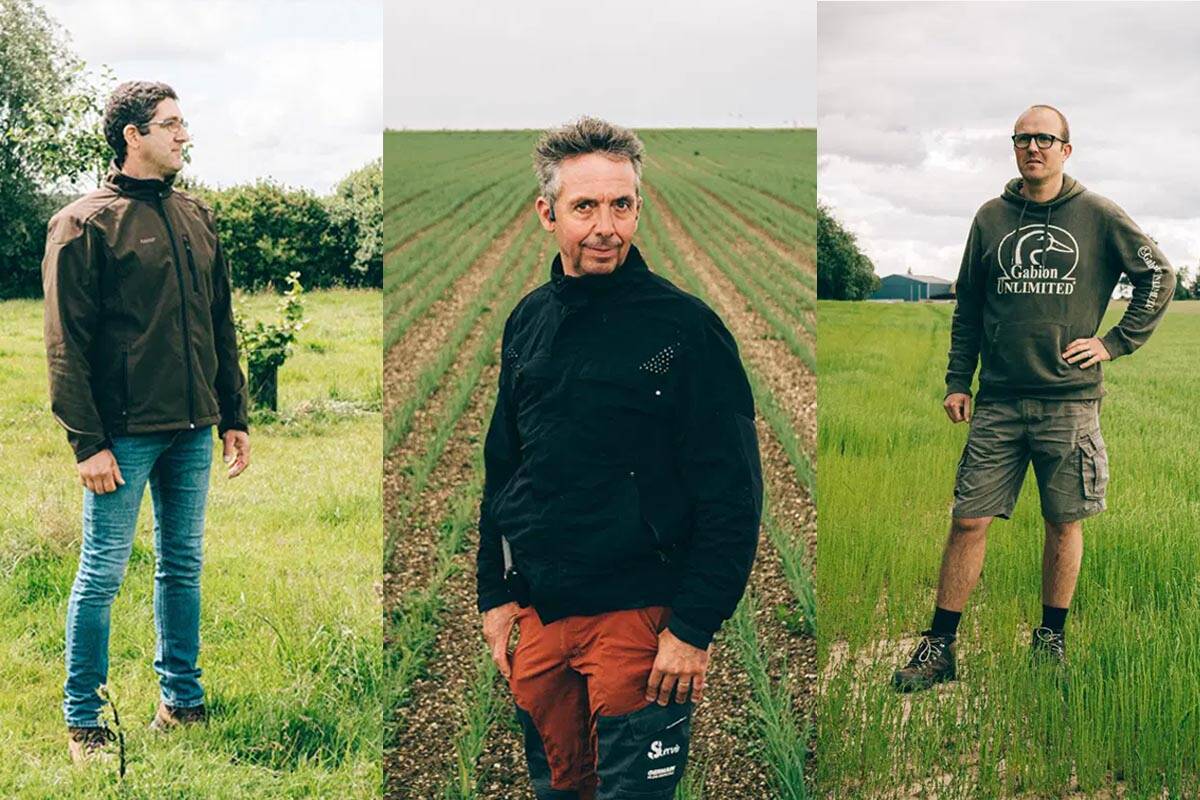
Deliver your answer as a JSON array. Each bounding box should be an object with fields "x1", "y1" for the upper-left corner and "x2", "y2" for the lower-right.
[{"x1": 475, "y1": 244, "x2": 763, "y2": 649}]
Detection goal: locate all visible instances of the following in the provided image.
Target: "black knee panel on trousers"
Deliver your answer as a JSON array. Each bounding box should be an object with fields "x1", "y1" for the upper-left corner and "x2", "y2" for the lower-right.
[{"x1": 595, "y1": 701, "x2": 693, "y2": 800}]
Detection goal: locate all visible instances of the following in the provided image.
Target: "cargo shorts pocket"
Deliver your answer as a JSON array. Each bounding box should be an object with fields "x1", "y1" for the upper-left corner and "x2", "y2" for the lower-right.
[
  {"x1": 595, "y1": 701, "x2": 692, "y2": 799},
  {"x1": 1078, "y1": 431, "x2": 1109, "y2": 501}
]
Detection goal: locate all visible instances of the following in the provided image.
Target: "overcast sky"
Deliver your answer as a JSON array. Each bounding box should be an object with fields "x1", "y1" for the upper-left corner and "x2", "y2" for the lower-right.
[
  {"x1": 40, "y1": 0, "x2": 381, "y2": 192},
  {"x1": 385, "y1": 0, "x2": 814, "y2": 130},
  {"x1": 819, "y1": 1, "x2": 1200, "y2": 282}
]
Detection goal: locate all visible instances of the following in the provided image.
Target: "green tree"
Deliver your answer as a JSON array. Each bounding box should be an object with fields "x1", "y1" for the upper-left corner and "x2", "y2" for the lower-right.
[
  {"x1": 1173, "y1": 266, "x2": 1195, "y2": 301},
  {"x1": 193, "y1": 180, "x2": 339, "y2": 291},
  {"x1": 817, "y1": 203, "x2": 879, "y2": 300},
  {"x1": 325, "y1": 158, "x2": 382, "y2": 287},
  {"x1": 1, "y1": 0, "x2": 108, "y2": 298}
]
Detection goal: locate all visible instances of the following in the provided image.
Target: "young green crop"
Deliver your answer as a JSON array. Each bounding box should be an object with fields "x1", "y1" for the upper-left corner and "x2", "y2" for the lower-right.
[{"x1": 816, "y1": 299, "x2": 1200, "y2": 797}]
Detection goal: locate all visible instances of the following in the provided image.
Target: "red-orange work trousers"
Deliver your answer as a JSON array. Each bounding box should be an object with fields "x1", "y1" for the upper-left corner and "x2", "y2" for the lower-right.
[{"x1": 508, "y1": 605, "x2": 693, "y2": 800}]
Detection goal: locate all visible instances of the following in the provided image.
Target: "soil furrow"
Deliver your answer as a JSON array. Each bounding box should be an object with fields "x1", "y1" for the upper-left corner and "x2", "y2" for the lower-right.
[
  {"x1": 383, "y1": 212, "x2": 532, "y2": 421},
  {"x1": 385, "y1": 174, "x2": 514, "y2": 260},
  {"x1": 384, "y1": 241, "x2": 546, "y2": 591},
  {"x1": 384, "y1": 243, "x2": 548, "y2": 800},
  {"x1": 655, "y1": 181, "x2": 816, "y2": 347},
  {"x1": 682, "y1": 179, "x2": 814, "y2": 271},
  {"x1": 647, "y1": 186, "x2": 817, "y2": 457}
]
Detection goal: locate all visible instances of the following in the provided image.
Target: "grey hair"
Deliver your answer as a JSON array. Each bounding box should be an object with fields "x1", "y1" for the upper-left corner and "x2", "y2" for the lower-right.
[{"x1": 533, "y1": 116, "x2": 645, "y2": 209}]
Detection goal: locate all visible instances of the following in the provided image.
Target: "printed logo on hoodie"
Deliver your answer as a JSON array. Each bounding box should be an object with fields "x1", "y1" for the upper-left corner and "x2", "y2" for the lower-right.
[{"x1": 996, "y1": 224, "x2": 1080, "y2": 296}]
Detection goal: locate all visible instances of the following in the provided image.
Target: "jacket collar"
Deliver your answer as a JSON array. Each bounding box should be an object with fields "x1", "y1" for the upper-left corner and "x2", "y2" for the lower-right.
[
  {"x1": 104, "y1": 161, "x2": 176, "y2": 200},
  {"x1": 550, "y1": 243, "x2": 649, "y2": 305}
]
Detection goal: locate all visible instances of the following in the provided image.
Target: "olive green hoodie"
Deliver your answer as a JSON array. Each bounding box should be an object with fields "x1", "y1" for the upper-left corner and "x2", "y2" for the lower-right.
[{"x1": 946, "y1": 175, "x2": 1174, "y2": 400}]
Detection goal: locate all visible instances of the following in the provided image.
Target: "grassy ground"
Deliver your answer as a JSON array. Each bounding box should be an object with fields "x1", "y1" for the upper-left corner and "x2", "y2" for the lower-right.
[
  {"x1": 0, "y1": 289, "x2": 382, "y2": 798},
  {"x1": 816, "y1": 299, "x2": 1200, "y2": 799},
  {"x1": 383, "y1": 129, "x2": 816, "y2": 799}
]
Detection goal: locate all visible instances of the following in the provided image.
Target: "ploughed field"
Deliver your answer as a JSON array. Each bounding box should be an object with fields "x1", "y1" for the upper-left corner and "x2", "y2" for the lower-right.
[
  {"x1": 0, "y1": 290, "x2": 382, "y2": 798},
  {"x1": 383, "y1": 129, "x2": 817, "y2": 800},
  {"x1": 816, "y1": 300, "x2": 1200, "y2": 799}
]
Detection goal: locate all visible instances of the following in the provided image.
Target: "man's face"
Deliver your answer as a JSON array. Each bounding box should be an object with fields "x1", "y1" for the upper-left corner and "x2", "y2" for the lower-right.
[
  {"x1": 127, "y1": 98, "x2": 189, "y2": 178},
  {"x1": 1013, "y1": 107, "x2": 1071, "y2": 184},
  {"x1": 536, "y1": 152, "x2": 642, "y2": 277}
]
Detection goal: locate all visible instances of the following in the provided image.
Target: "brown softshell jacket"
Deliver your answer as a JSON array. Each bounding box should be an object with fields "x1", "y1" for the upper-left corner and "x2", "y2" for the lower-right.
[{"x1": 42, "y1": 165, "x2": 249, "y2": 462}]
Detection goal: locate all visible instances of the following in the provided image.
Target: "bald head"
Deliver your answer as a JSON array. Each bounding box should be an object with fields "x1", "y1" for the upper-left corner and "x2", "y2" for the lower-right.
[{"x1": 1016, "y1": 105, "x2": 1069, "y2": 142}]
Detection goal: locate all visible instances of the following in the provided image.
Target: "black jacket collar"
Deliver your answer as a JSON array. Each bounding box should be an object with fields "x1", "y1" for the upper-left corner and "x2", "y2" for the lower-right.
[
  {"x1": 104, "y1": 162, "x2": 176, "y2": 200},
  {"x1": 550, "y1": 243, "x2": 649, "y2": 305}
]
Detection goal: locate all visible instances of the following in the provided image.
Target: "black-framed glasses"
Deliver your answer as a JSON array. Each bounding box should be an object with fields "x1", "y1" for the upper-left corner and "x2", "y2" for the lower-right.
[
  {"x1": 138, "y1": 117, "x2": 189, "y2": 135},
  {"x1": 1011, "y1": 132, "x2": 1066, "y2": 150}
]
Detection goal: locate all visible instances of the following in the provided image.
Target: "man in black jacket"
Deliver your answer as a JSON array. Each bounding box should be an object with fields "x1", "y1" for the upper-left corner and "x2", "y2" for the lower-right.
[{"x1": 476, "y1": 117, "x2": 763, "y2": 800}]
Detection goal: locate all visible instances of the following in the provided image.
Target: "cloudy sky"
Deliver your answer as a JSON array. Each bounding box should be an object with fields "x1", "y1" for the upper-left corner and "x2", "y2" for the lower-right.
[
  {"x1": 819, "y1": 1, "x2": 1200, "y2": 281},
  {"x1": 40, "y1": 0, "x2": 382, "y2": 192},
  {"x1": 386, "y1": 0, "x2": 814, "y2": 130}
]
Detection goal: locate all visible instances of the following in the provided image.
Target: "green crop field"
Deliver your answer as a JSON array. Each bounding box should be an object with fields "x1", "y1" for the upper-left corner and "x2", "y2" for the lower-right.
[
  {"x1": 816, "y1": 300, "x2": 1200, "y2": 799},
  {"x1": 0, "y1": 289, "x2": 382, "y2": 799},
  {"x1": 383, "y1": 128, "x2": 817, "y2": 799}
]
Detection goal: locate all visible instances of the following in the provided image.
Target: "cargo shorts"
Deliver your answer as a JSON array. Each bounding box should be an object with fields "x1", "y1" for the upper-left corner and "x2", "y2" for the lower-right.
[
  {"x1": 952, "y1": 398, "x2": 1109, "y2": 523},
  {"x1": 508, "y1": 605, "x2": 692, "y2": 800}
]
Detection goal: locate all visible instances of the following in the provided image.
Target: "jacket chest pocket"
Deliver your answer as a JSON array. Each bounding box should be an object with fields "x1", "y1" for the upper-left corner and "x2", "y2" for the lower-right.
[
  {"x1": 574, "y1": 360, "x2": 677, "y2": 420},
  {"x1": 179, "y1": 228, "x2": 216, "y2": 302}
]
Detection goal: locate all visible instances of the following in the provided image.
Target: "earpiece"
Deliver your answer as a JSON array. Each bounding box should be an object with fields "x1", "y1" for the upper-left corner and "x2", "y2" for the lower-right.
[{"x1": 548, "y1": 207, "x2": 556, "y2": 222}]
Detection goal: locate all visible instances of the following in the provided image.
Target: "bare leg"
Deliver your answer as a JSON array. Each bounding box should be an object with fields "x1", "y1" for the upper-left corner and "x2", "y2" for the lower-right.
[
  {"x1": 935, "y1": 516, "x2": 993, "y2": 612},
  {"x1": 1042, "y1": 519, "x2": 1083, "y2": 608}
]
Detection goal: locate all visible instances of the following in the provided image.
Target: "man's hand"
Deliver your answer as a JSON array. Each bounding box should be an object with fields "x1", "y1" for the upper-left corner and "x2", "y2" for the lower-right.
[
  {"x1": 77, "y1": 449, "x2": 124, "y2": 495},
  {"x1": 223, "y1": 430, "x2": 250, "y2": 478},
  {"x1": 943, "y1": 392, "x2": 972, "y2": 424},
  {"x1": 645, "y1": 629, "x2": 711, "y2": 706},
  {"x1": 482, "y1": 601, "x2": 521, "y2": 679},
  {"x1": 1063, "y1": 337, "x2": 1111, "y2": 370}
]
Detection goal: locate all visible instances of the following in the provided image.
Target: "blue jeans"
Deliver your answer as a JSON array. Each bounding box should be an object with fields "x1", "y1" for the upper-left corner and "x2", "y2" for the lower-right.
[{"x1": 63, "y1": 426, "x2": 213, "y2": 727}]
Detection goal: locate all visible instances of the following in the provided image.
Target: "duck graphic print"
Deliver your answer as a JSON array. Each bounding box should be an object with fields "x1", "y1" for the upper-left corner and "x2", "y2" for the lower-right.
[{"x1": 996, "y1": 223, "x2": 1080, "y2": 296}]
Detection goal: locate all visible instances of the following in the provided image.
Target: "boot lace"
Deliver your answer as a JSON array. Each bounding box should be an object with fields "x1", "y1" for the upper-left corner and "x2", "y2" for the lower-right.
[{"x1": 1033, "y1": 626, "x2": 1065, "y2": 659}]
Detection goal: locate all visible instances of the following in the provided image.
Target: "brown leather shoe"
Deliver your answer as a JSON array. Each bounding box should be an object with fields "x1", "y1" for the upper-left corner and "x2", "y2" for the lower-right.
[
  {"x1": 149, "y1": 702, "x2": 207, "y2": 731},
  {"x1": 67, "y1": 725, "x2": 117, "y2": 766}
]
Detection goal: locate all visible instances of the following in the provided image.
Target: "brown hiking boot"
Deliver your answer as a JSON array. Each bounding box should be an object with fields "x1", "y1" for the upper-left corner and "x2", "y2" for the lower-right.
[
  {"x1": 67, "y1": 725, "x2": 117, "y2": 766},
  {"x1": 149, "y1": 702, "x2": 207, "y2": 731},
  {"x1": 892, "y1": 630, "x2": 957, "y2": 692}
]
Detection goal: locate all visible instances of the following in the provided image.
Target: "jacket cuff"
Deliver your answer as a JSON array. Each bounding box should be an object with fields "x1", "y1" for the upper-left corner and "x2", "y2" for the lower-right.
[
  {"x1": 666, "y1": 613, "x2": 714, "y2": 650},
  {"x1": 1100, "y1": 329, "x2": 1131, "y2": 360},
  {"x1": 477, "y1": 586, "x2": 513, "y2": 613},
  {"x1": 74, "y1": 436, "x2": 113, "y2": 463},
  {"x1": 945, "y1": 379, "x2": 973, "y2": 397},
  {"x1": 218, "y1": 420, "x2": 249, "y2": 436}
]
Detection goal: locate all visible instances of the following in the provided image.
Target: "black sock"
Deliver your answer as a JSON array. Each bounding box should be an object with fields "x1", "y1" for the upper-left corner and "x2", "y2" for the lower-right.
[
  {"x1": 930, "y1": 606, "x2": 961, "y2": 637},
  {"x1": 1041, "y1": 604, "x2": 1068, "y2": 632}
]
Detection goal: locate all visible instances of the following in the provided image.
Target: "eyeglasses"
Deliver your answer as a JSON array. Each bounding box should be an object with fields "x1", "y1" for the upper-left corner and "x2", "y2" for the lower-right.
[
  {"x1": 1011, "y1": 132, "x2": 1067, "y2": 150},
  {"x1": 139, "y1": 117, "x2": 189, "y2": 135}
]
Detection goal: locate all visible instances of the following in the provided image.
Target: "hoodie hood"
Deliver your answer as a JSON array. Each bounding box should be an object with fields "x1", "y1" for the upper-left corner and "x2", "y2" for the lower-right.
[{"x1": 1001, "y1": 174, "x2": 1086, "y2": 209}]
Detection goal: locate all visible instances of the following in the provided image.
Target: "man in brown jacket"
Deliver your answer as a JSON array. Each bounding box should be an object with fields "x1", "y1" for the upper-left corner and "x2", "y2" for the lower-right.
[{"x1": 42, "y1": 81, "x2": 250, "y2": 764}]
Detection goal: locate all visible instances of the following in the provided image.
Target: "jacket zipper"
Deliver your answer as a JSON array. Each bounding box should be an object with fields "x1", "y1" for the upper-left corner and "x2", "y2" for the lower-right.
[
  {"x1": 182, "y1": 234, "x2": 200, "y2": 293},
  {"x1": 121, "y1": 349, "x2": 130, "y2": 428},
  {"x1": 156, "y1": 196, "x2": 197, "y2": 428}
]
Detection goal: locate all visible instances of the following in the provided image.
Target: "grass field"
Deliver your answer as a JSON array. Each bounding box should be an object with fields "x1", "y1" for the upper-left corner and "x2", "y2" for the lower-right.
[
  {"x1": 383, "y1": 128, "x2": 817, "y2": 799},
  {"x1": 816, "y1": 299, "x2": 1200, "y2": 799},
  {"x1": 0, "y1": 289, "x2": 382, "y2": 798}
]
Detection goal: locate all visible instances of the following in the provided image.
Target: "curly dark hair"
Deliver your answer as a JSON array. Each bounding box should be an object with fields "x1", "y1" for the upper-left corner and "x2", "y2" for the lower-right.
[{"x1": 103, "y1": 81, "x2": 178, "y2": 166}]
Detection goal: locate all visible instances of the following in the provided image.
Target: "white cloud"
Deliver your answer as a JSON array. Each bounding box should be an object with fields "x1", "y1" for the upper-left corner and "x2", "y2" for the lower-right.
[
  {"x1": 39, "y1": 0, "x2": 382, "y2": 191},
  {"x1": 819, "y1": 1, "x2": 1200, "y2": 279}
]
